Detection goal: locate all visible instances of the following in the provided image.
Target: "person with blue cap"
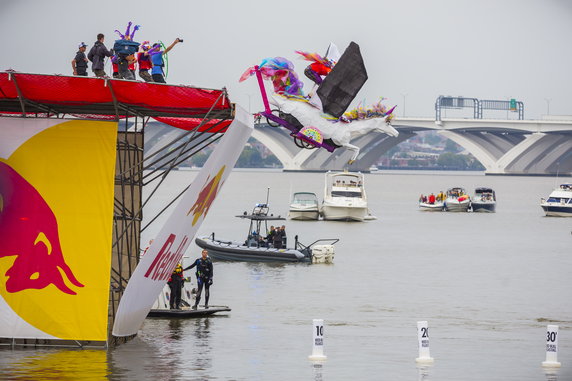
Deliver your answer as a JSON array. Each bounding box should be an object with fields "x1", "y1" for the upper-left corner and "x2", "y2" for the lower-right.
[{"x1": 72, "y1": 42, "x2": 89, "y2": 76}]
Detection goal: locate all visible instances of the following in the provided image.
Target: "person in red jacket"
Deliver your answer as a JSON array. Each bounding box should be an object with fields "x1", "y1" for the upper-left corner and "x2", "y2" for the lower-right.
[
  {"x1": 428, "y1": 193, "x2": 436, "y2": 205},
  {"x1": 137, "y1": 43, "x2": 153, "y2": 82}
]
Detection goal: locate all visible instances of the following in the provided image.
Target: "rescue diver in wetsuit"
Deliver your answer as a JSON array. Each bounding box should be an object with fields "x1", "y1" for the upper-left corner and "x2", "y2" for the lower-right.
[{"x1": 184, "y1": 249, "x2": 213, "y2": 309}]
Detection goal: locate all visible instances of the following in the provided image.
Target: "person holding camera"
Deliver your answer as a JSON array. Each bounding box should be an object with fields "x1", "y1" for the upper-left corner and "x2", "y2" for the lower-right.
[
  {"x1": 150, "y1": 38, "x2": 182, "y2": 83},
  {"x1": 184, "y1": 249, "x2": 213, "y2": 309}
]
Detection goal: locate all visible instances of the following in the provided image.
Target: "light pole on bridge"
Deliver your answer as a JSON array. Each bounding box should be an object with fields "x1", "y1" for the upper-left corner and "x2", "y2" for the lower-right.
[
  {"x1": 401, "y1": 93, "x2": 408, "y2": 117},
  {"x1": 544, "y1": 98, "x2": 552, "y2": 115}
]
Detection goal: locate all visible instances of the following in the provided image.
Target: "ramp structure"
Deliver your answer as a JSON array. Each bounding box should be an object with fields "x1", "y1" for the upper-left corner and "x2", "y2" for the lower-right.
[{"x1": 0, "y1": 71, "x2": 235, "y2": 347}]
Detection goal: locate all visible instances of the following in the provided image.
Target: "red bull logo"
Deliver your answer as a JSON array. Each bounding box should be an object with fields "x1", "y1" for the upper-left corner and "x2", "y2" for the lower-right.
[
  {"x1": 0, "y1": 161, "x2": 84, "y2": 295},
  {"x1": 187, "y1": 166, "x2": 226, "y2": 226}
]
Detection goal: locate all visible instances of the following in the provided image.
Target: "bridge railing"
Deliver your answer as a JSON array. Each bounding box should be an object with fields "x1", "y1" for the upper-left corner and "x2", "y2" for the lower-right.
[{"x1": 435, "y1": 96, "x2": 524, "y2": 121}]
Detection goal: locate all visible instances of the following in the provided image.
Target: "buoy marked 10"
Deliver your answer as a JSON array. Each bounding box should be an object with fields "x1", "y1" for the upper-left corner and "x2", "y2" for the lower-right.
[
  {"x1": 542, "y1": 325, "x2": 561, "y2": 368},
  {"x1": 415, "y1": 321, "x2": 434, "y2": 364},
  {"x1": 309, "y1": 319, "x2": 327, "y2": 361}
]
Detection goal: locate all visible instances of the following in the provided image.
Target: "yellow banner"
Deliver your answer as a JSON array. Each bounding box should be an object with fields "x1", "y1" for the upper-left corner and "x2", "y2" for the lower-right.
[{"x1": 0, "y1": 119, "x2": 117, "y2": 341}]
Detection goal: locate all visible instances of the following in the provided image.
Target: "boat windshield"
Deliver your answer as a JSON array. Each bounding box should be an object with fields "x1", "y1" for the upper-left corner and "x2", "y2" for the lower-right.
[
  {"x1": 332, "y1": 190, "x2": 362, "y2": 198},
  {"x1": 547, "y1": 197, "x2": 571, "y2": 204},
  {"x1": 292, "y1": 193, "x2": 318, "y2": 204}
]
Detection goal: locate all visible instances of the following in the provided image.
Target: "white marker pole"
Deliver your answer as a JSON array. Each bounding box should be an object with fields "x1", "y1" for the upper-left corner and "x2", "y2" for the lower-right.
[
  {"x1": 542, "y1": 325, "x2": 561, "y2": 368},
  {"x1": 309, "y1": 319, "x2": 327, "y2": 361},
  {"x1": 415, "y1": 321, "x2": 434, "y2": 364}
]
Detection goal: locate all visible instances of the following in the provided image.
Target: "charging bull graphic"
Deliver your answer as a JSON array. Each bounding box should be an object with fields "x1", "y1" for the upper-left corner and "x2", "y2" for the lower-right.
[{"x1": 0, "y1": 161, "x2": 84, "y2": 295}]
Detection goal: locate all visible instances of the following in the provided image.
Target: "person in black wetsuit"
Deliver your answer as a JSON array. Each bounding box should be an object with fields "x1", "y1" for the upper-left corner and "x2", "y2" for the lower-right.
[
  {"x1": 167, "y1": 264, "x2": 185, "y2": 309},
  {"x1": 184, "y1": 249, "x2": 213, "y2": 309}
]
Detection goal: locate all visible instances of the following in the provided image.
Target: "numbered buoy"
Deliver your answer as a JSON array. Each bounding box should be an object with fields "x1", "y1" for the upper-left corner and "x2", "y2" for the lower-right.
[
  {"x1": 415, "y1": 321, "x2": 434, "y2": 364},
  {"x1": 542, "y1": 325, "x2": 561, "y2": 368},
  {"x1": 308, "y1": 319, "x2": 327, "y2": 361}
]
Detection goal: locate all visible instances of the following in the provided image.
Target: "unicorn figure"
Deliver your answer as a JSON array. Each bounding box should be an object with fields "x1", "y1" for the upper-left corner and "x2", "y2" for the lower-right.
[
  {"x1": 240, "y1": 41, "x2": 398, "y2": 164},
  {"x1": 270, "y1": 95, "x2": 398, "y2": 163}
]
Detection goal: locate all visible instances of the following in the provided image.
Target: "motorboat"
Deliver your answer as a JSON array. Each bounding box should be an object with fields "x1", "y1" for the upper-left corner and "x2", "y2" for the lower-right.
[
  {"x1": 443, "y1": 187, "x2": 471, "y2": 212},
  {"x1": 418, "y1": 192, "x2": 444, "y2": 211},
  {"x1": 321, "y1": 171, "x2": 369, "y2": 221},
  {"x1": 540, "y1": 183, "x2": 572, "y2": 217},
  {"x1": 419, "y1": 201, "x2": 444, "y2": 211},
  {"x1": 196, "y1": 203, "x2": 337, "y2": 263},
  {"x1": 288, "y1": 192, "x2": 320, "y2": 220},
  {"x1": 471, "y1": 187, "x2": 496, "y2": 212}
]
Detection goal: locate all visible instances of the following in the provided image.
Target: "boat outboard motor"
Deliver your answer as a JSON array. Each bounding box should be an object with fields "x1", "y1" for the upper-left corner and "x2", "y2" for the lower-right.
[{"x1": 310, "y1": 245, "x2": 335, "y2": 264}]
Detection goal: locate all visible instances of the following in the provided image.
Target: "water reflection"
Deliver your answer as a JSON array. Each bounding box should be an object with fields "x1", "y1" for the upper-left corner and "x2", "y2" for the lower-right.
[
  {"x1": 0, "y1": 348, "x2": 108, "y2": 380},
  {"x1": 417, "y1": 365, "x2": 432, "y2": 381},
  {"x1": 543, "y1": 368, "x2": 560, "y2": 381},
  {"x1": 191, "y1": 318, "x2": 212, "y2": 371},
  {"x1": 311, "y1": 362, "x2": 324, "y2": 381},
  {"x1": 168, "y1": 319, "x2": 183, "y2": 340}
]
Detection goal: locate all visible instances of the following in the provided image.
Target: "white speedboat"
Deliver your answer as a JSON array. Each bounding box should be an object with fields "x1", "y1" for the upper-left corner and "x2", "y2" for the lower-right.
[
  {"x1": 321, "y1": 171, "x2": 369, "y2": 221},
  {"x1": 443, "y1": 187, "x2": 471, "y2": 212},
  {"x1": 419, "y1": 201, "x2": 444, "y2": 211},
  {"x1": 288, "y1": 192, "x2": 320, "y2": 220},
  {"x1": 540, "y1": 183, "x2": 572, "y2": 217},
  {"x1": 471, "y1": 187, "x2": 496, "y2": 212}
]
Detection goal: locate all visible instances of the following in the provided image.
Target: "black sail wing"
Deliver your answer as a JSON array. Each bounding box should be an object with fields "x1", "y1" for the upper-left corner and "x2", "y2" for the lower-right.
[{"x1": 316, "y1": 42, "x2": 368, "y2": 118}]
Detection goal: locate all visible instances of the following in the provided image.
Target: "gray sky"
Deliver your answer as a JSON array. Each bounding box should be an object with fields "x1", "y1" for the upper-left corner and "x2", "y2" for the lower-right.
[{"x1": 1, "y1": 0, "x2": 571, "y2": 119}]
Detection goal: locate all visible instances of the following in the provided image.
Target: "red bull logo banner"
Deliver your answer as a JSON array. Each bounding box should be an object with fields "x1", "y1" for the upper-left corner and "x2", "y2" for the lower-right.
[
  {"x1": 0, "y1": 118, "x2": 117, "y2": 341},
  {"x1": 113, "y1": 106, "x2": 253, "y2": 337}
]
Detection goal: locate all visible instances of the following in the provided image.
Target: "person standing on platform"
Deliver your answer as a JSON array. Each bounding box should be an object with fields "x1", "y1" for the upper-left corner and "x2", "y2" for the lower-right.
[
  {"x1": 150, "y1": 38, "x2": 182, "y2": 83},
  {"x1": 72, "y1": 42, "x2": 88, "y2": 76},
  {"x1": 137, "y1": 43, "x2": 153, "y2": 82},
  {"x1": 167, "y1": 264, "x2": 185, "y2": 309},
  {"x1": 184, "y1": 249, "x2": 213, "y2": 309},
  {"x1": 88, "y1": 33, "x2": 113, "y2": 77}
]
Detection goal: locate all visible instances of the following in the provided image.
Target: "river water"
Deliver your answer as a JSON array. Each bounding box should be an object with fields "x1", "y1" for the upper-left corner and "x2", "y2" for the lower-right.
[{"x1": 1, "y1": 170, "x2": 571, "y2": 380}]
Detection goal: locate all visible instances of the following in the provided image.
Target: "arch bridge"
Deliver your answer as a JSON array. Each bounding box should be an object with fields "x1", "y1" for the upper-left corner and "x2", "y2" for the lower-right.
[{"x1": 252, "y1": 117, "x2": 572, "y2": 175}]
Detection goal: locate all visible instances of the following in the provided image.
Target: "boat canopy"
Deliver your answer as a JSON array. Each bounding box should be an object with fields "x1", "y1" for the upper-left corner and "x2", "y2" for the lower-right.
[
  {"x1": 0, "y1": 71, "x2": 233, "y2": 132},
  {"x1": 475, "y1": 187, "x2": 494, "y2": 193},
  {"x1": 292, "y1": 192, "x2": 318, "y2": 202},
  {"x1": 236, "y1": 214, "x2": 286, "y2": 221}
]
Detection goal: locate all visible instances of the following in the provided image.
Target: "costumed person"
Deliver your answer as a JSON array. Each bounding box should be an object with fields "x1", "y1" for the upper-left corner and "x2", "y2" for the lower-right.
[
  {"x1": 88, "y1": 33, "x2": 113, "y2": 77},
  {"x1": 150, "y1": 38, "x2": 182, "y2": 83},
  {"x1": 111, "y1": 56, "x2": 120, "y2": 78},
  {"x1": 137, "y1": 42, "x2": 153, "y2": 82},
  {"x1": 296, "y1": 51, "x2": 335, "y2": 85},
  {"x1": 72, "y1": 42, "x2": 89, "y2": 76},
  {"x1": 184, "y1": 249, "x2": 213, "y2": 309},
  {"x1": 113, "y1": 22, "x2": 141, "y2": 80},
  {"x1": 167, "y1": 264, "x2": 185, "y2": 309},
  {"x1": 239, "y1": 57, "x2": 305, "y2": 97},
  {"x1": 128, "y1": 55, "x2": 137, "y2": 78}
]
